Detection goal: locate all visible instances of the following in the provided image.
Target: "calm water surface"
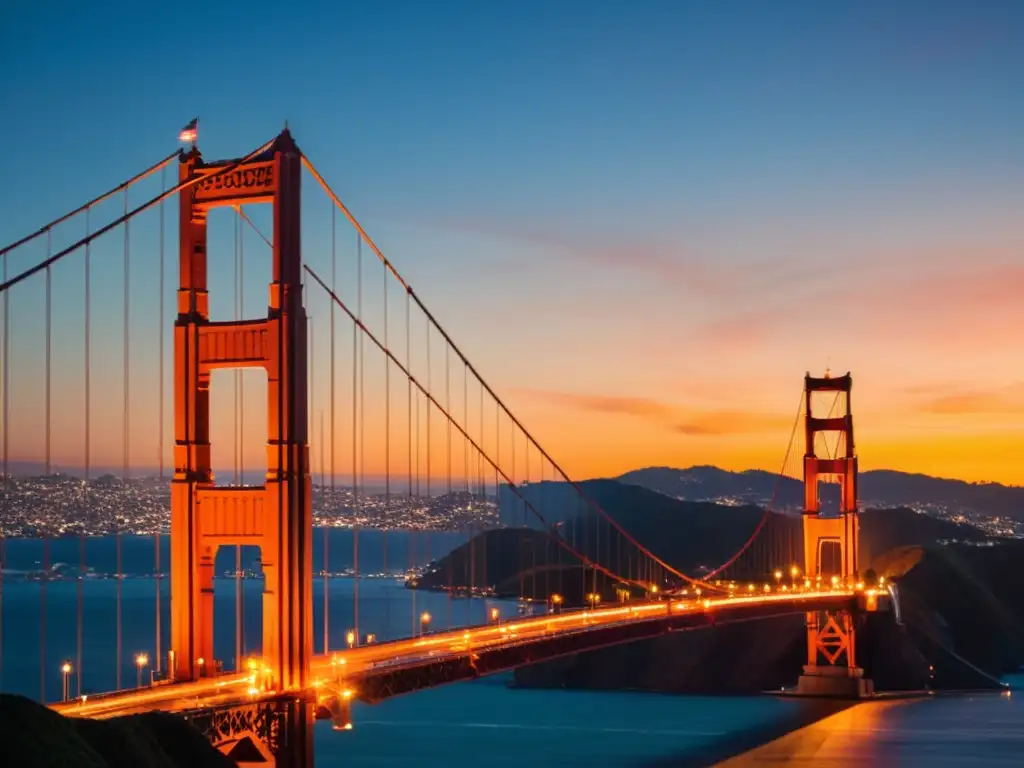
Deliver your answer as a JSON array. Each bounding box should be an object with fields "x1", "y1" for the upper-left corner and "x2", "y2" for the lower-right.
[{"x1": 3, "y1": 533, "x2": 1021, "y2": 766}]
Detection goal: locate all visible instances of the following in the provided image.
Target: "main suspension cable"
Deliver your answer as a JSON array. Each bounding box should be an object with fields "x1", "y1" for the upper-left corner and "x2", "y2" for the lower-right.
[
  {"x1": 302, "y1": 154, "x2": 713, "y2": 589},
  {"x1": 0, "y1": 151, "x2": 179, "y2": 259},
  {"x1": 305, "y1": 266, "x2": 633, "y2": 585},
  {"x1": 0, "y1": 139, "x2": 276, "y2": 296}
]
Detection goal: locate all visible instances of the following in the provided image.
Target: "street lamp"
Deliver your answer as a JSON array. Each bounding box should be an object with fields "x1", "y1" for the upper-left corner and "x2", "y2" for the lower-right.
[
  {"x1": 774, "y1": 570, "x2": 783, "y2": 587},
  {"x1": 61, "y1": 662, "x2": 72, "y2": 702},
  {"x1": 136, "y1": 653, "x2": 149, "y2": 688},
  {"x1": 489, "y1": 607, "x2": 500, "y2": 624},
  {"x1": 346, "y1": 631, "x2": 356, "y2": 649},
  {"x1": 790, "y1": 565, "x2": 800, "y2": 587},
  {"x1": 420, "y1": 612, "x2": 431, "y2": 635},
  {"x1": 549, "y1": 593, "x2": 563, "y2": 613}
]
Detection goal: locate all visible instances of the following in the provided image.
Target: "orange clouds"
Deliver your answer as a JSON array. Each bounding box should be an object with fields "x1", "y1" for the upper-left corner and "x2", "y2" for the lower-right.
[
  {"x1": 435, "y1": 216, "x2": 805, "y2": 297},
  {"x1": 915, "y1": 382, "x2": 1024, "y2": 415},
  {"x1": 513, "y1": 387, "x2": 790, "y2": 437},
  {"x1": 691, "y1": 261, "x2": 1024, "y2": 355},
  {"x1": 674, "y1": 410, "x2": 795, "y2": 437}
]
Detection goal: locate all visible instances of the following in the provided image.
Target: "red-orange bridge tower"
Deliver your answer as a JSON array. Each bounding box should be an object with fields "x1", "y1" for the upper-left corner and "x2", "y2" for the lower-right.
[{"x1": 169, "y1": 130, "x2": 313, "y2": 718}]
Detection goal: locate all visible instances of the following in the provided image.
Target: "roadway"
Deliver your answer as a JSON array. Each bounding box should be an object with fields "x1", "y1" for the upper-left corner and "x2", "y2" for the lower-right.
[{"x1": 50, "y1": 587, "x2": 875, "y2": 720}]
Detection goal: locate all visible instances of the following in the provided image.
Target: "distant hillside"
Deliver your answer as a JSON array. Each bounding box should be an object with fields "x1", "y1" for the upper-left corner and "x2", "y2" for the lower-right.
[
  {"x1": 419, "y1": 479, "x2": 992, "y2": 600},
  {"x1": 513, "y1": 538, "x2": 1024, "y2": 695},
  {"x1": 617, "y1": 465, "x2": 1024, "y2": 521}
]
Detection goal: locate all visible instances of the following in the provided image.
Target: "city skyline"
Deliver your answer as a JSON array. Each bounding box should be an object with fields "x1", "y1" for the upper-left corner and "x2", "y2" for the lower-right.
[{"x1": 2, "y1": 1, "x2": 1023, "y2": 485}]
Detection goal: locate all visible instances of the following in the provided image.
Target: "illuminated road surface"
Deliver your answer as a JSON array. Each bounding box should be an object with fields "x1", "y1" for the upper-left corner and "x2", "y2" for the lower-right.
[{"x1": 51, "y1": 589, "x2": 861, "y2": 720}]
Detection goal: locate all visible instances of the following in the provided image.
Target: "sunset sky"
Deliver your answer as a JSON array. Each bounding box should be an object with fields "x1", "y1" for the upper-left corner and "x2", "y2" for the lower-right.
[{"x1": 1, "y1": 1, "x2": 1023, "y2": 485}]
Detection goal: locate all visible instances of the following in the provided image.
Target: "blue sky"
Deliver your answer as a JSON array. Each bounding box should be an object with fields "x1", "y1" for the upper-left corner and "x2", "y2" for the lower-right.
[{"x1": 1, "y1": 1, "x2": 1024, "y2": 483}]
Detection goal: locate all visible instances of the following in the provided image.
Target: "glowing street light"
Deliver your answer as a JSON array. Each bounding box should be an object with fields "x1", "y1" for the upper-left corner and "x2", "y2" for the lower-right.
[
  {"x1": 420, "y1": 612, "x2": 432, "y2": 635},
  {"x1": 61, "y1": 662, "x2": 72, "y2": 701},
  {"x1": 489, "y1": 607, "x2": 500, "y2": 624},
  {"x1": 136, "y1": 653, "x2": 149, "y2": 688},
  {"x1": 774, "y1": 570, "x2": 783, "y2": 585},
  {"x1": 549, "y1": 593, "x2": 563, "y2": 613},
  {"x1": 346, "y1": 631, "x2": 356, "y2": 649}
]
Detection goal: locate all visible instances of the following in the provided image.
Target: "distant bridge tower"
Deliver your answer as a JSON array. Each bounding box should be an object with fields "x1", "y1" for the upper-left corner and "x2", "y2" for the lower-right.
[
  {"x1": 797, "y1": 370, "x2": 873, "y2": 697},
  {"x1": 170, "y1": 129, "x2": 314, "y2": 764}
]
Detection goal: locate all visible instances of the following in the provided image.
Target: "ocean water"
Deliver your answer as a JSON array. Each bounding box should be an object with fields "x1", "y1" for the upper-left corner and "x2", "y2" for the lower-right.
[{"x1": 0, "y1": 533, "x2": 818, "y2": 766}]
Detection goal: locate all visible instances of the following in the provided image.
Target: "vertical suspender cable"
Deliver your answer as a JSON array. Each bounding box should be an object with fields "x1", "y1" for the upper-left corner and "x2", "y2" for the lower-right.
[
  {"x1": 233, "y1": 212, "x2": 242, "y2": 668},
  {"x1": 80, "y1": 206, "x2": 90, "y2": 694},
  {"x1": 0, "y1": 234, "x2": 5, "y2": 691},
  {"x1": 464, "y1": 362, "x2": 472, "y2": 615},
  {"x1": 515, "y1": 428, "x2": 523, "y2": 599},
  {"x1": 406, "y1": 291, "x2": 414, "y2": 636},
  {"x1": 494, "y1": 400, "x2": 500, "y2": 602},
  {"x1": 479, "y1": 383, "x2": 486, "y2": 595},
  {"x1": 358, "y1": 237, "x2": 366, "y2": 638},
  {"x1": 41, "y1": 535, "x2": 49, "y2": 701},
  {"x1": 156, "y1": 168, "x2": 164, "y2": 675},
  {"x1": 42, "y1": 229, "x2": 52, "y2": 702},
  {"x1": 118, "y1": 189, "x2": 128, "y2": 690},
  {"x1": 540, "y1": 461, "x2": 546, "y2": 599},
  {"x1": 352, "y1": 235, "x2": 361, "y2": 641},
  {"x1": 414, "y1": 375, "x2": 421, "y2": 616},
  {"x1": 320, "y1": 410, "x2": 326, "y2": 638},
  {"x1": 415, "y1": 382, "x2": 420, "y2": 569},
  {"x1": 382, "y1": 260, "x2": 390, "y2": 632},
  {"x1": 326, "y1": 207, "x2": 336, "y2": 653},
  {"x1": 45, "y1": 231, "x2": 51, "y2": 475},
  {"x1": 445, "y1": 344, "x2": 451, "y2": 626},
  {"x1": 424, "y1": 323, "x2": 430, "y2": 570},
  {"x1": 238, "y1": 210, "x2": 245, "y2": 658}
]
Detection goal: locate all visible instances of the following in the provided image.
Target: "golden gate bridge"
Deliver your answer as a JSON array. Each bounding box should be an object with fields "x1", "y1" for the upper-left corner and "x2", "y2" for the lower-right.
[{"x1": 0, "y1": 127, "x2": 890, "y2": 767}]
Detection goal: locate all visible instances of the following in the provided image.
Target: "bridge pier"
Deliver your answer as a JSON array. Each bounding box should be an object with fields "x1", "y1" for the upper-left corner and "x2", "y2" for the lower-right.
[{"x1": 796, "y1": 608, "x2": 873, "y2": 697}]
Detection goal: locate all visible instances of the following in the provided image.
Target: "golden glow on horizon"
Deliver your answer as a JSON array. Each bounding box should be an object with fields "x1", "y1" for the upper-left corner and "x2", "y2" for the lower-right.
[{"x1": 8, "y1": 402, "x2": 1024, "y2": 485}]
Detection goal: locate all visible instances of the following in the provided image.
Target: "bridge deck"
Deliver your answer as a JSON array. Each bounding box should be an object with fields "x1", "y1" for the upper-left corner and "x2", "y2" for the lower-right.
[{"x1": 50, "y1": 589, "x2": 876, "y2": 720}]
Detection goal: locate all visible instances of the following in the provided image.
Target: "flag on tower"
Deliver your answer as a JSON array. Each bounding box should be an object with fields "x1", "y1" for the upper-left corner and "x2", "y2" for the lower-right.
[{"x1": 179, "y1": 118, "x2": 198, "y2": 143}]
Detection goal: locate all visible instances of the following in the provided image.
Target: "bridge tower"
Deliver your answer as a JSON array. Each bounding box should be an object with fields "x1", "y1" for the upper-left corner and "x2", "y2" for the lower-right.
[
  {"x1": 170, "y1": 129, "x2": 314, "y2": 764},
  {"x1": 797, "y1": 370, "x2": 873, "y2": 697}
]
